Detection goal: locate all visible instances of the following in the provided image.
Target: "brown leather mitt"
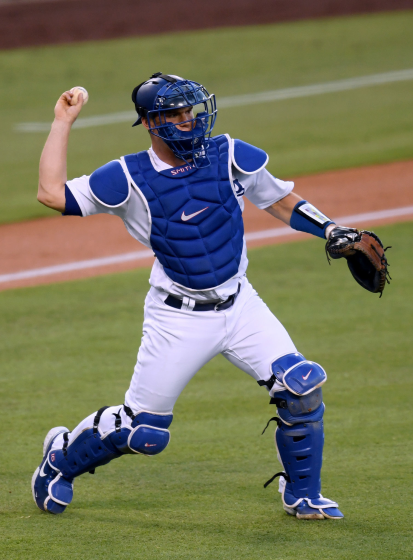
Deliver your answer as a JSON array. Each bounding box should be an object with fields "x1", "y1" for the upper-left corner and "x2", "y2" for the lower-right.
[{"x1": 325, "y1": 227, "x2": 391, "y2": 297}]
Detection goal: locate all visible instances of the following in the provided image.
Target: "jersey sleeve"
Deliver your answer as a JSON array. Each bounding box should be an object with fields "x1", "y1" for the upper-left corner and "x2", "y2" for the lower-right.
[
  {"x1": 64, "y1": 175, "x2": 102, "y2": 217},
  {"x1": 64, "y1": 159, "x2": 131, "y2": 217},
  {"x1": 64, "y1": 168, "x2": 152, "y2": 248},
  {"x1": 233, "y1": 167, "x2": 294, "y2": 210},
  {"x1": 63, "y1": 184, "x2": 82, "y2": 216}
]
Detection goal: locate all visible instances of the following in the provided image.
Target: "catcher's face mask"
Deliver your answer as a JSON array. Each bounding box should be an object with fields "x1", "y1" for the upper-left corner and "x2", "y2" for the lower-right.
[{"x1": 131, "y1": 73, "x2": 217, "y2": 168}]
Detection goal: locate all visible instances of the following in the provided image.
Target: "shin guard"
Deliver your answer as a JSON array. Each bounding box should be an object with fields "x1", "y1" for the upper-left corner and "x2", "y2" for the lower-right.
[
  {"x1": 262, "y1": 353, "x2": 343, "y2": 519},
  {"x1": 32, "y1": 406, "x2": 173, "y2": 515},
  {"x1": 276, "y1": 420, "x2": 323, "y2": 501}
]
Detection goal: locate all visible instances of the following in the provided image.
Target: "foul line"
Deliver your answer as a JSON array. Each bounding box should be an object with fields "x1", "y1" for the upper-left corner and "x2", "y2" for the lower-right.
[
  {"x1": 244, "y1": 206, "x2": 413, "y2": 241},
  {"x1": 1, "y1": 205, "x2": 412, "y2": 285},
  {"x1": 15, "y1": 68, "x2": 413, "y2": 133}
]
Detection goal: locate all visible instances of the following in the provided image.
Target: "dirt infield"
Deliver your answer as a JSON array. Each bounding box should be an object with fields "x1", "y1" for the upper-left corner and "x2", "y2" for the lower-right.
[
  {"x1": 1, "y1": 159, "x2": 412, "y2": 292},
  {"x1": 1, "y1": 0, "x2": 413, "y2": 50}
]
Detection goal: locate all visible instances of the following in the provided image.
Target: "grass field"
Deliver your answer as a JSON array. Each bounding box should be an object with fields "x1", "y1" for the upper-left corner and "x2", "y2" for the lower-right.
[
  {"x1": 1, "y1": 221, "x2": 412, "y2": 559},
  {"x1": 1, "y1": 11, "x2": 413, "y2": 223}
]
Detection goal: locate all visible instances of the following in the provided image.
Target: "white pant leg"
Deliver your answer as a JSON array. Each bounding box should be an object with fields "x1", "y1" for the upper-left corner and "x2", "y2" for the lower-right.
[
  {"x1": 54, "y1": 281, "x2": 297, "y2": 451},
  {"x1": 124, "y1": 289, "x2": 227, "y2": 414},
  {"x1": 222, "y1": 278, "x2": 297, "y2": 384}
]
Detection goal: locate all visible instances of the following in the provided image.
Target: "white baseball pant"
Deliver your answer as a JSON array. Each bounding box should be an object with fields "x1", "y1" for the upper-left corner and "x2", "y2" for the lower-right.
[{"x1": 124, "y1": 277, "x2": 297, "y2": 414}]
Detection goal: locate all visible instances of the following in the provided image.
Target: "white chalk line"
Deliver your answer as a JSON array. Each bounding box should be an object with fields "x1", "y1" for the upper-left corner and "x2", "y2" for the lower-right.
[
  {"x1": 15, "y1": 68, "x2": 413, "y2": 133},
  {"x1": 245, "y1": 205, "x2": 413, "y2": 241},
  {"x1": 1, "y1": 205, "x2": 412, "y2": 284}
]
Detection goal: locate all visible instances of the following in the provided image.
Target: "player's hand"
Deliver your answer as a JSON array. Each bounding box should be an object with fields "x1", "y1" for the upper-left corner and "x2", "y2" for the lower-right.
[
  {"x1": 325, "y1": 224, "x2": 356, "y2": 239},
  {"x1": 54, "y1": 91, "x2": 84, "y2": 125}
]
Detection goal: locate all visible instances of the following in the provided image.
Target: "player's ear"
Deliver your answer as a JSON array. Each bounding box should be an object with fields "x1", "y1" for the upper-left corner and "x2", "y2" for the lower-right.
[{"x1": 142, "y1": 117, "x2": 149, "y2": 130}]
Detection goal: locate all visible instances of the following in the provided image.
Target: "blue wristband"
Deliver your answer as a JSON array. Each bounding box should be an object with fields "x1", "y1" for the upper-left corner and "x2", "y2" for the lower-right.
[{"x1": 290, "y1": 200, "x2": 334, "y2": 239}]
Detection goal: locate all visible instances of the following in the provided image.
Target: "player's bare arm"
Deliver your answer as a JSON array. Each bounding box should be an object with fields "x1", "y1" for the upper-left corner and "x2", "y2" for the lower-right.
[
  {"x1": 37, "y1": 90, "x2": 85, "y2": 212},
  {"x1": 265, "y1": 191, "x2": 302, "y2": 223},
  {"x1": 265, "y1": 193, "x2": 336, "y2": 238}
]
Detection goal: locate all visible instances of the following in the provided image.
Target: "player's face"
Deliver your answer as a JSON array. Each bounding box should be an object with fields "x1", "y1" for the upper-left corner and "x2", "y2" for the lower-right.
[
  {"x1": 147, "y1": 106, "x2": 195, "y2": 131},
  {"x1": 164, "y1": 106, "x2": 195, "y2": 129}
]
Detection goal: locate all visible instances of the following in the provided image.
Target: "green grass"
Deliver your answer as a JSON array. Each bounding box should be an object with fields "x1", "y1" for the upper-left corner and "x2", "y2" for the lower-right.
[
  {"x1": 1, "y1": 11, "x2": 413, "y2": 223},
  {"x1": 0, "y1": 221, "x2": 412, "y2": 559}
]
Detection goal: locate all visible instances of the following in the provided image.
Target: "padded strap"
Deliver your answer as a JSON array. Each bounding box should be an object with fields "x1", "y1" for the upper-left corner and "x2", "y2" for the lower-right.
[
  {"x1": 257, "y1": 373, "x2": 276, "y2": 390},
  {"x1": 263, "y1": 471, "x2": 290, "y2": 488},
  {"x1": 62, "y1": 431, "x2": 70, "y2": 457},
  {"x1": 93, "y1": 406, "x2": 110, "y2": 434},
  {"x1": 89, "y1": 160, "x2": 130, "y2": 207},
  {"x1": 151, "y1": 72, "x2": 178, "y2": 83},
  {"x1": 231, "y1": 139, "x2": 268, "y2": 174},
  {"x1": 123, "y1": 404, "x2": 136, "y2": 421}
]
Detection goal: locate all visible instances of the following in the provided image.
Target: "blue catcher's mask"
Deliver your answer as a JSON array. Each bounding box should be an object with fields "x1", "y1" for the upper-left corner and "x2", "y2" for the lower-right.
[{"x1": 131, "y1": 73, "x2": 217, "y2": 168}]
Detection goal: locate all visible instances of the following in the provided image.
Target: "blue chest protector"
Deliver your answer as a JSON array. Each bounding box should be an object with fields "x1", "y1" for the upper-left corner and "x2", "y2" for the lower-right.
[{"x1": 124, "y1": 135, "x2": 244, "y2": 290}]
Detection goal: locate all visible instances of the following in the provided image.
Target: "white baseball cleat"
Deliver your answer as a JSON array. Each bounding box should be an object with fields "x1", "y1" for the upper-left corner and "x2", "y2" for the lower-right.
[{"x1": 32, "y1": 426, "x2": 72, "y2": 514}]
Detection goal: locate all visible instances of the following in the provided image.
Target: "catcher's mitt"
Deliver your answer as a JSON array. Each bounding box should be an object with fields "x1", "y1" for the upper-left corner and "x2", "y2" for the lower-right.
[{"x1": 325, "y1": 227, "x2": 391, "y2": 297}]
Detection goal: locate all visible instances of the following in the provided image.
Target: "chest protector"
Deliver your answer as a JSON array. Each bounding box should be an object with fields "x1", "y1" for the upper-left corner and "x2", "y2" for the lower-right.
[{"x1": 124, "y1": 135, "x2": 244, "y2": 290}]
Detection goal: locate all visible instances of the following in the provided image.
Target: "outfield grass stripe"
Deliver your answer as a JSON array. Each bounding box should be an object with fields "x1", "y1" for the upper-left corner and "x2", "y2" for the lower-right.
[
  {"x1": 15, "y1": 68, "x2": 413, "y2": 133},
  {"x1": 2, "y1": 205, "x2": 412, "y2": 284}
]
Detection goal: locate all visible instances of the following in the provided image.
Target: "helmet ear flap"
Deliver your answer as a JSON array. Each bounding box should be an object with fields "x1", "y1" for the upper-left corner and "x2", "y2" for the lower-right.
[
  {"x1": 131, "y1": 83, "x2": 145, "y2": 105},
  {"x1": 131, "y1": 82, "x2": 148, "y2": 126}
]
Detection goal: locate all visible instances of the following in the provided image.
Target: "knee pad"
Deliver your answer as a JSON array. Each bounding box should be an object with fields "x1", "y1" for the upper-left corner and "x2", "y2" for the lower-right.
[
  {"x1": 270, "y1": 352, "x2": 327, "y2": 397},
  {"x1": 120, "y1": 411, "x2": 173, "y2": 456},
  {"x1": 267, "y1": 352, "x2": 326, "y2": 425}
]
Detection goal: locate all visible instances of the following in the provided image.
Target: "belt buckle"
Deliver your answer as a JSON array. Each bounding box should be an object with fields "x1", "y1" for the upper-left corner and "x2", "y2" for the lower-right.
[
  {"x1": 214, "y1": 283, "x2": 240, "y2": 312},
  {"x1": 214, "y1": 295, "x2": 231, "y2": 312}
]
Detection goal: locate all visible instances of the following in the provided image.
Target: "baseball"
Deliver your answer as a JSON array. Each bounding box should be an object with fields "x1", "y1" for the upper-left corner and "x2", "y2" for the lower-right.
[{"x1": 69, "y1": 86, "x2": 89, "y2": 106}]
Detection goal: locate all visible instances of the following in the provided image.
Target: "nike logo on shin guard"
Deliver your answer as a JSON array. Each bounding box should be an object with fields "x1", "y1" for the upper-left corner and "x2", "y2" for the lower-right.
[{"x1": 302, "y1": 369, "x2": 312, "y2": 380}]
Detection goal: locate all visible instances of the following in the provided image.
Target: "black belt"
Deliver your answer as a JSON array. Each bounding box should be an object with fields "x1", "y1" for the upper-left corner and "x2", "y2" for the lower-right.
[{"x1": 164, "y1": 284, "x2": 241, "y2": 312}]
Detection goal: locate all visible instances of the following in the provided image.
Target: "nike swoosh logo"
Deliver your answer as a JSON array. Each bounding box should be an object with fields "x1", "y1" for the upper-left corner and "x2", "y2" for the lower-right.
[
  {"x1": 302, "y1": 369, "x2": 312, "y2": 381},
  {"x1": 181, "y1": 207, "x2": 209, "y2": 222},
  {"x1": 144, "y1": 443, "x2": 157, "y2": 447},
  {"x1": 39, "y1": 461, "x2": 48, "y2": 477}
]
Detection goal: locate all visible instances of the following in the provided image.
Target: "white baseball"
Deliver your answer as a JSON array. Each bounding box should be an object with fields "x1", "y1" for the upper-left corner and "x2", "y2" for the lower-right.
[{"x1": 69, "y1": 86, "x2": 89, "y2": 106}]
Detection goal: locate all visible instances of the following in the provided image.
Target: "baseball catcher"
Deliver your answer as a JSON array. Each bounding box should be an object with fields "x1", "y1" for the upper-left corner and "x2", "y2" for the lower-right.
[{"x1": 32, "y1": 72, "x2": 389, "y2": 520}]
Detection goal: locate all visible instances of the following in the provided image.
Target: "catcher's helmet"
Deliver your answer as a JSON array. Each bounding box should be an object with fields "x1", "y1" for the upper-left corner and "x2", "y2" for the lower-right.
[{"x1": 131, "y1": 72, "x2": 217, "y2": 168}]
